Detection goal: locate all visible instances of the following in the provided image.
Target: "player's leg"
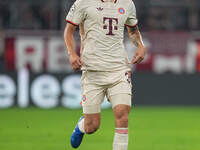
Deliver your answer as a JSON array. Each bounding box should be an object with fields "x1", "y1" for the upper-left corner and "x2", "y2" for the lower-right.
[
  {"x1": 70, "y1": 71, "x2": 105, "y2": 148},
  {"x1": 107, "y1": 70, "x2": 132, "y2": 150},
  {"x1": 111, "y1": 95, "x2": 131, "y2": 150},
  {"x1": 80, "y1": 85, "x2": 105, "y2": 134},
  {"x1": 70, "y1": 113, "x2": 101, "y2": 148},
  {"x1": 83, "y1": 113, "x2": 101, "y2": 134},
  {"x1": 71, "y1": 102, "x2": 103, "y2": 149},
  {"x1": 71, "y1": 100, "x2": 103, "y2": 149}
]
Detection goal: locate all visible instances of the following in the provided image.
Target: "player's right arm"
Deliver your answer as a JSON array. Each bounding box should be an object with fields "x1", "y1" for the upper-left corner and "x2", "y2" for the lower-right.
[
  {"x1": 64, "y1": 0, "x2": 85, "y2": 70},
  {"x1": 64, "y1": 23, "x2": 82, "y2": 70}
]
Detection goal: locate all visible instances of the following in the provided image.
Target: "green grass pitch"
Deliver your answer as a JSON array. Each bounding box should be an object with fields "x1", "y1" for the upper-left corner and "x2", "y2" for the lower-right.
[{"x1": 0, "y1": 107, "x2": 200, "y2": 150}]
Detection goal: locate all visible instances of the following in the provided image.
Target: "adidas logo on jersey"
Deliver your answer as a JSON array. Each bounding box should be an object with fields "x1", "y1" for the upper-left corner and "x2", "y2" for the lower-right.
[{"x1": 97, "y1": 7, "x2": 103, "y2": 11}]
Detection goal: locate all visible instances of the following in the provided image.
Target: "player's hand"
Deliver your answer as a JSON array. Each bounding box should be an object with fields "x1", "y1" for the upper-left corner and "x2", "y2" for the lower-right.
[
  {"x1": 132, "y1": 47, "x2": 146, "y2": 64},
  {"x1": 69, "y1": 52, "x2": 82, "y2": 70}
]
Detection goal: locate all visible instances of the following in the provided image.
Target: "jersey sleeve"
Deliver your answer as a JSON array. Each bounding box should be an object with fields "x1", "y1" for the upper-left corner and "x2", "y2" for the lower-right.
[
  {"x1": 66, "y1": 0, "x2": 85, "y2": 26},
  {"x1": 125, "y1": 2, "x2": 138, "y2": 27}
]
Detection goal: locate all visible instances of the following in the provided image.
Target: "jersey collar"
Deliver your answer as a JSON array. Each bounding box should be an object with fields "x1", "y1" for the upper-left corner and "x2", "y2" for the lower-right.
[{"x1": 101, "y1": 0, "x2": 117, "y2": 3}]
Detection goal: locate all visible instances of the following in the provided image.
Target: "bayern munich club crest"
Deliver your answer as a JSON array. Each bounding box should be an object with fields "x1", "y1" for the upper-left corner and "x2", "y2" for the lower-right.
[{"x1": 118, "y1": 8, "x2": 125, "y2": 14}]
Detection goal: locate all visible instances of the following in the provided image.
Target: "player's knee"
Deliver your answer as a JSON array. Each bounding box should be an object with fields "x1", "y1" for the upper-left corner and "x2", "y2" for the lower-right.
[
  {"x1": 85, "y1": 124, "x2": 99, "y2": 134},
  {"x1": 115, "y1": 113, "x2": 129, "y2": 127},
  {"x1": 114, "y1": 105, "x2": 130, "y2": 127},
  {"x1": 85, "y1": 126, "x2": 99, "y2": 134},
  {"x1": 84, "y1": 119, "x2": 100, "y2": 134},
  {"x1": 119, "y1": 114, "x2": 128, "y2": 123}
]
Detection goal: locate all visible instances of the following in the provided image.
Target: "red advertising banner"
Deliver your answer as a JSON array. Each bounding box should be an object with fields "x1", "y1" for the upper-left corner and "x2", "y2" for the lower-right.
[{"x1": 3, "y1": 31, "x2": 200, "y2": 74}]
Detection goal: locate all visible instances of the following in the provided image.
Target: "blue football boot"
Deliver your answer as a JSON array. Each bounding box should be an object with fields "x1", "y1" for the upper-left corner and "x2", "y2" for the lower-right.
[{"x1": 71, "y1": 116, "x2": 85, "y2": 148}]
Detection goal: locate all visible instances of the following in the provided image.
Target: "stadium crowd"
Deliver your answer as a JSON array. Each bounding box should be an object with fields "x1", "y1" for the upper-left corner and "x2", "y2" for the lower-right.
[
  {"x1": 0, "y1": 0, "x2": 61, "y2": 30},
  {"x1": 0, "y1": 0, "x2": 200, "y2": 31}
]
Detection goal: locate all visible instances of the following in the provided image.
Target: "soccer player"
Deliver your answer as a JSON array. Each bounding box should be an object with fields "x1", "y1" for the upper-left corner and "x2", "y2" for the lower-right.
[{"x1": 64, "y1": 0, "x2": 146, "y2": 149}]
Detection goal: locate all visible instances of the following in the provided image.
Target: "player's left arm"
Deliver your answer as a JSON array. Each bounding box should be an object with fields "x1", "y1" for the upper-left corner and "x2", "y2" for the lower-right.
[{"x1": 127, "y1": 25, "x2": 146, "y2": 64}]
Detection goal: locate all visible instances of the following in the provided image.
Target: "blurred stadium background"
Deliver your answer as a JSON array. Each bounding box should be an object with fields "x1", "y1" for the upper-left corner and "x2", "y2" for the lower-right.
[{"x1": 0, "y1": 0, "x2": 200, "y2": 150}]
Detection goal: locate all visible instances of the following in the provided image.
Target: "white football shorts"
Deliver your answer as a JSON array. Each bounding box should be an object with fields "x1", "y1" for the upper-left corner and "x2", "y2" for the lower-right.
[{"x1": 81, "y1": 69, "x2": 132, "y2": 114}]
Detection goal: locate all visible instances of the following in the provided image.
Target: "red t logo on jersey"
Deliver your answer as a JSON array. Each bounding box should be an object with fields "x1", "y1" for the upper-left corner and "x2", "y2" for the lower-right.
[{"x1": 103, "y1": 17, "x2": 118, "y2": 36}]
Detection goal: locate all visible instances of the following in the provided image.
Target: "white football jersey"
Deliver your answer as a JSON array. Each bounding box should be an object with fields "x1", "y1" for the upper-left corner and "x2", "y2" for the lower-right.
[{"x1": 66, "y1": 0, "x2": 138, "y2": 71}]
